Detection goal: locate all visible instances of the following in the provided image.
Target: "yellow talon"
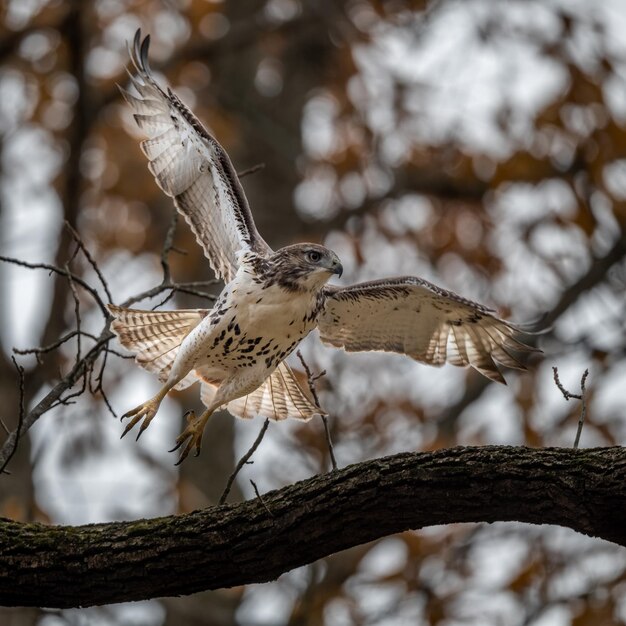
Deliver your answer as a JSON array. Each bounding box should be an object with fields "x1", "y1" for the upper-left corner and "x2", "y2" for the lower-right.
[
  {"x1": 120, "y1": 397, "x2": 161, "y2": 439},
  {"x1": 169, "y1": 409, "x2": 213, "y2": 464}
]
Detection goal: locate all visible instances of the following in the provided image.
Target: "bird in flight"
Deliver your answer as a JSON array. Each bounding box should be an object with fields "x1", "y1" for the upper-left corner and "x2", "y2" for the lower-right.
[{"x1": 109, "y1": 30, "x2": 538, "y2": 463}]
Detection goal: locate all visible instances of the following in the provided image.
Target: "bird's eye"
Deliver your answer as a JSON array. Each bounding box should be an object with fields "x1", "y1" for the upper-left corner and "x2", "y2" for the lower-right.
[{"x1": 307, "y1": 251, "x2": 322, "y2": 263}]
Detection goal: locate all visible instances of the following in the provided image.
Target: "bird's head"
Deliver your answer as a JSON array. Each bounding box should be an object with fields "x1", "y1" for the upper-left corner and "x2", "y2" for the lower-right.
[{"x1": 266, "y1": 243, "x2": 343, "y2": 291}]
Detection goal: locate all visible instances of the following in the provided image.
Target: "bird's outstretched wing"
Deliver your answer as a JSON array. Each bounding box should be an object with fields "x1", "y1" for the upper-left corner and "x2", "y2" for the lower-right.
[
  {"x1": 122, "y1": 30, "x2": 271, "y2": 283},
  {"x1": 107, "y1": 304, "x2": 209, "y2": 390},
  {"x1": 318, "y1": 278, "x2": 540, "y2": 383}
]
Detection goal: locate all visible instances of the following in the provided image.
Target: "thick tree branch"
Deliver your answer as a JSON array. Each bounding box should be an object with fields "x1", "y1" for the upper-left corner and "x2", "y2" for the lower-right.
[{"x1": 1, "y1": 445, "x2": 624, "y2": 608}]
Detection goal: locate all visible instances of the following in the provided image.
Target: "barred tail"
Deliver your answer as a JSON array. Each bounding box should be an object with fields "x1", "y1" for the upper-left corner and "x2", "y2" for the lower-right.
[
  {"x1": 199, "y1": 362, "x2": 324, "y2": 422},
  {"x1": 107, "y1": 304, "x2": 209, "y2": 389}
]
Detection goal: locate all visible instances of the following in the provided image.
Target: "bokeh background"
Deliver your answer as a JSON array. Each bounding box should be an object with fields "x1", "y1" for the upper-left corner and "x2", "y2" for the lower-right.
[{"x1": 1, "y1": 1, "x2": 626, "y2": 625}]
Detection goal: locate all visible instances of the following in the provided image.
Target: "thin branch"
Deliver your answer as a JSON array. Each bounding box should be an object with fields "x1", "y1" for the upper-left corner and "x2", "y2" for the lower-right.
[
  {"x1": 155, "y1": 208, "x2": 219, "y2": 304},
  {"x1": 170, "y1": 285, "x2": 218, "y2": 302},
  {"x1": 574, "y1": 370, "x2": 589, "y2": 449},
  {"x1": 574, "y1": 382, "x2": 589, "y2": 449},
  {"x1": 12, "y1": 330, "x2": 97, "y2": 359},
  {"x1": 219, "y1": 418, "x2": 270, "y2": 505},
  {"x1": 237, "y1": 163, "x2": 265, "y2": 179},
  {"x1": 105, "y1": 349, "x2": 135, "y2": 359},
  {"x1": 160, "y1": 210, "x2": 178, "y2": 284},
  {"x1": 89, "y1": 339, "x2": 113, "y2": 415},
  {"x1": 122, "y1": 280, "x2": 218, "y2": 308},
  {"x1": 121, "y1": 283, "x2": 177, "y2": 308},
  {"x1": 552, "y1": 367, "x2": 582, "y2": 401},
  {"x1": 64, "y1": 221, "x2": 113, "y2": 303},
  {"x1": 297, "y1": 351, "x2": 337, "y2": 470},
  {"x1": 0, "y1": 328, "x2": 111, "y2": 469},
  {"x1": 0, "y1": 358, "x2": 25, "y2": 475},
  {"x1": 151, "y1": 283, "x2": 220, "y2": 307},
  {"x1": 0, "y1": 226, "x2": 222, "y2": 470},
  {"x1": 151, "y1": 289, "x2": 176, "y2": 311},
  {"x1": 319, "y1": 415, "x2": 337, "y2": 470},
  {"x1": 65, "y1": 265, "x2": 82, "y2": 365},
  {"x1": 250, "y1": 479, "x2": 274, "y2": 518},
  {"x1": 552, "y1": 366, "x2": 590, "y2": 449},
  {"x1": 0, "y1": 272, "x2": 223, "y2": 470},
  {"x1": 97, "y1": 385, "x2": 117, "y2": 419},
  {"x1": 0, "y1": 255, "x2": 109, "y2": 316}
]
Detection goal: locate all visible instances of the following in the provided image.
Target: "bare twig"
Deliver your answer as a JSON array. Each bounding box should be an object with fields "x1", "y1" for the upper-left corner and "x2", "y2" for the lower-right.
[
  {"x1": 0, "y1": 273, "x2": 219, "y2": 465},
  {"x1": 64, "y1": 221, "x2": 113, "y2": 303},
  {"x1": 104, "y1": 349, "x2": 134, "y2": 359},
  {"x1": 296, "y1": 351, "x2": 325, "y2": 409},
  {"x1": 552, "y1": 366, "x2": 590, "y2": 449},
  {"x1": 0, "y1": 326, "x2": 113, "y2": 467},
  {"x1": 237, "y1": 163, "x2": 265, "y2": 179},
  {"x1": 13, "y1": 330, "x2": 98, "y2": 359},
  {"x1": 0, "y1": 234, "x2": 221, "y2": 466},
  {"x1": 122, "y1": 280, "x2": 218, "y2": 308},
  {"x1": 250, "y1": 479, "x2": 274, "y2": 518},
  {"x1": 0, "y1": 358, "x2": 25, "y2": 475},
  {"x1": 89, "y1": 335, "x2": 116, "y2": 418},
  {"x1": 155, "y1": 209, "x2": 217, "y2": 304},
  {"x1": 573, "y1": 370, "x2": 589, "y2": 449},
  {"x1": 97, "y1": 385, "x2": 117, "y2": 419},
  {"x1": 319, "y1": 415, "x2": 337, "y2": 470},
  {"x1": 297, "y1": 351, "x2": 337, "y2": 470},
  {"x1": 151, "y1": 289, "x2": 177, "y2": 311},
  {"x1": 151, "y1": 283, "x2": 220, "y2": 310},
  {"x1": 121, "y1": 283, "x2": 180, "y2": 308},
  {"x1": 219, "y1": 418, "x2": 270, "y2": 505},
  {"x1": 65, "y1": 264, "x2": 82, "y2": 365},
  {"x1": 160, "y1": 210, "x2": 178, "y2": 284},
  {"x1": 171, "y1": 285, "x2": 218, "y2": 302},
  {"x1": 0, "y1": 255, "x2": 109, "y2": 316}
]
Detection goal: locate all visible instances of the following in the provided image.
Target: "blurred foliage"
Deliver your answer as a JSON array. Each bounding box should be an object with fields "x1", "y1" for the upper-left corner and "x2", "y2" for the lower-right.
[{"x1": 1, "y1": 0, "x2": 625, "y2": 625}]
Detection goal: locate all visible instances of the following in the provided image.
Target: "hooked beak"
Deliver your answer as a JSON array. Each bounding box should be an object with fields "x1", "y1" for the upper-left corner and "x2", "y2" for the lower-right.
[{"x1": 332, "y1": 260, "x2": 343, "y2": 278}]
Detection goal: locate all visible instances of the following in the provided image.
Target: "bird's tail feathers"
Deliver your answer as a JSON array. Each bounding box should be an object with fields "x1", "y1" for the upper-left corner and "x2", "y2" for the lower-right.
[
  {"x1": 107, "y1": 304, "x2": 209, "y2": 389},
  {"x1": 200, "y1": 361, "x2": 324, "y2": 422}
]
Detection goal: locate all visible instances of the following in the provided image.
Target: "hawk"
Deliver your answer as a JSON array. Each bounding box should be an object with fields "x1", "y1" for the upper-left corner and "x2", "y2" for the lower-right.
[{"x1": 109, "y1": 31, "x2": 539, "y2": 463}]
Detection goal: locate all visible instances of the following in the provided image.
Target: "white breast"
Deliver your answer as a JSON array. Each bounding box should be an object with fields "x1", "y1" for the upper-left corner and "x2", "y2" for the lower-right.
[
  {"x1": 186, "y1": 268, "x2": 319, "y2": 381},
  {"x1": 228, "y1": 269, "x2": 317, "y2": 333}
]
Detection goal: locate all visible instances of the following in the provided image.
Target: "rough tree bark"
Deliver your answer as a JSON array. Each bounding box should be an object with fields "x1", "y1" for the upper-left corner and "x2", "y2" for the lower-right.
[{"x1": 1, "y1": 445, "x2": 624, "y2": 609}]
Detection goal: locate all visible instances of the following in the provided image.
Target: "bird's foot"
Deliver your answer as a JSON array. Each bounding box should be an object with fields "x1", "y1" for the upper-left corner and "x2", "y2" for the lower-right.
[
  {"x1": 169, "y1": 410, "x2": 210, "y2": 465},
  {"x1": 120, "y1": 398, "x2": 161, "y2": 440}
]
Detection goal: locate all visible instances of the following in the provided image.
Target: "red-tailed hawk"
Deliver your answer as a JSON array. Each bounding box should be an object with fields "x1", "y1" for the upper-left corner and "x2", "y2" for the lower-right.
[{"x1": 109, "y1": 31, "x2": 539, "y2": 463}]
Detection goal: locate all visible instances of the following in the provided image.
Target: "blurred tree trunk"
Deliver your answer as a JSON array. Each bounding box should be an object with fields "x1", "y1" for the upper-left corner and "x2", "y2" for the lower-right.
[
  {"x1": 0, "y1": 137, "x2": 41, "y2": 626},
  {"x1": 211, "y1": 3, "x2": 337, "y2": 246},
  {"x1": 0, "y1": 358, "x2": 39, "y2": 626},
  {"x1": 162, "y1": 409, "x2": 245, "y2": 626},
  {"x1": 162, "y1": 8, "x2": 339, "y2": 622},
  {"x1": 0, "y1": 5, "x2": 91, "y2": 624}
]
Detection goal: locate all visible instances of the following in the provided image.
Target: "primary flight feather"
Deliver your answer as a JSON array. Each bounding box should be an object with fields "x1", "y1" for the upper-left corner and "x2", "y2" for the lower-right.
[{"x1": 109, "y1": 30, "x2": 539, "y2": 462}]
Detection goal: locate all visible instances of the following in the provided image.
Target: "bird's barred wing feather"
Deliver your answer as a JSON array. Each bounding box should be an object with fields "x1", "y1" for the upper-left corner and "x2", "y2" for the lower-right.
[
  {"x1": 122, "y1": 30, "x2": 271, "y2": 282},
  {"x1": 319, "y1": 278, "x2": 539, "y2": 383},
  {"x1": 107, "y1": 304, "x2": 208, "y2": 390},
  {"x1": 199, "y1": 362, "x2": 323, "y2": 421}
]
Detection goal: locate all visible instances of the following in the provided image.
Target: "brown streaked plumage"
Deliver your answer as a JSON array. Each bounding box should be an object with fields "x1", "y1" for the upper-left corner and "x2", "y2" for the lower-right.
[
  {"x1": 318, "y1": 277, "x2": 536, "y2": 384},
  {"x1": 108, "y1": 30, "x2": 541, "y2": 463}
]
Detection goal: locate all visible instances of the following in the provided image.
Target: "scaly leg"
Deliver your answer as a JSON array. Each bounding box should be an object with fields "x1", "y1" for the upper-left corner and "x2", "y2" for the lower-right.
[
  {"x1": 169, "y1": 374, "x2": 263, "y2": 464},
  {"x1": 120, "y1": 382, "x2": 175, "y2": 440},
  {"x1": 169, "y1": 408, "x2": 215, "y2": 464}
]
